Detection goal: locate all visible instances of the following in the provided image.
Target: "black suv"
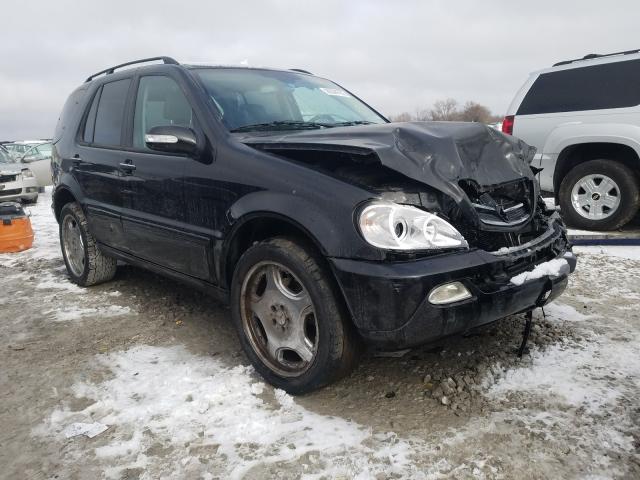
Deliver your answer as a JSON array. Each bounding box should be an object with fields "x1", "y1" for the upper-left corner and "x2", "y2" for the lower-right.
[{"x1": 52, "y1": 57, "x2": 576, "y2": 393}]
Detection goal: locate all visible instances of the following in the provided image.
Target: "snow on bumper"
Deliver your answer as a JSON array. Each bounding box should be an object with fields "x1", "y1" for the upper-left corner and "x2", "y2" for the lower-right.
[{"x1": 510, "y1": 256, "x2": 572, "y2": 286}]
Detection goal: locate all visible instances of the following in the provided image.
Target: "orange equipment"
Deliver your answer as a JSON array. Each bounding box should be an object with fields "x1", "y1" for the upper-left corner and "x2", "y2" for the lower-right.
[{"x1": 0, "y1": 202, "x2": 34, "y2": 253}]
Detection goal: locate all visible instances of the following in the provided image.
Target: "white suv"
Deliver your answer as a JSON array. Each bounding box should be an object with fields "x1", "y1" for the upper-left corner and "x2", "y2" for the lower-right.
[{"x1": 503, "y1": 49, "x2": 640, "y2": 230}]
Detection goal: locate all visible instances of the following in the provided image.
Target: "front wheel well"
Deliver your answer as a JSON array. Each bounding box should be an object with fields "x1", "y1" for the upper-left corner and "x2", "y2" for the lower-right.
[
  {"x1": 53, "y1": 188, "x2": 77, "y2": 222},
  {"x1": 554, "y1": 142, "x2": 640, "y2": 196},
  {"x1": 224, "y1": 215, "x2": 327, "y2": 289}
]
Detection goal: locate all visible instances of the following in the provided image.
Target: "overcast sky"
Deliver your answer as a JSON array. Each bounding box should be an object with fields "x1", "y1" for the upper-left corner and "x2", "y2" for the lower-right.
[{"x1": 2, "y1": 0, "x2": 638, "y2": 139}]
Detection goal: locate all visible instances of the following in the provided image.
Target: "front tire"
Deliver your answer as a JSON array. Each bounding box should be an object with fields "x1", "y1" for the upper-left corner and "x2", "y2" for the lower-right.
[
  {"x1": 558, "y1": 159, "x2": 639, "y2": 231},
  {"x1": 59, "y1": 202, "x2": 117, "y2": 286},
  {"x1": 230, "y1": 237, "x2": 360, "y2": 394}
]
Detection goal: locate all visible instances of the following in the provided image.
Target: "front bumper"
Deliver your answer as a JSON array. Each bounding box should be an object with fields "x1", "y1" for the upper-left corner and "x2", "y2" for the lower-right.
[
  {"x1": 330, "y1": 214, "x2": 576, "y2": 349},
  {"x1": 0, "y1": 176, "x2": 39, "y2": 202}
]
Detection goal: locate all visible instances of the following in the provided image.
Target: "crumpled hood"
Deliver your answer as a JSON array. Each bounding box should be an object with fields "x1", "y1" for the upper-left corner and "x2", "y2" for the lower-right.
[{"x1": 235, "y1": 121, "x2": 537, "y2": 203}]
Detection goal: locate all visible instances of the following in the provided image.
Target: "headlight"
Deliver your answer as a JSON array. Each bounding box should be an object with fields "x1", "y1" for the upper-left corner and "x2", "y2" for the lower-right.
[
  {"x1": 21, "y1": 168, "x2": 34, "y2": 178},
  {"x1": 358, "y1": 201, "x2": 468, "y2": 250}
]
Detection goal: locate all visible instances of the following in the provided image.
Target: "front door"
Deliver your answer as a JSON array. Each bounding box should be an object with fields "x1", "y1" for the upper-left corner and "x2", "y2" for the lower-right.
[{"x1": 121, "y1": 75, "x2": 211, "y2": 280}]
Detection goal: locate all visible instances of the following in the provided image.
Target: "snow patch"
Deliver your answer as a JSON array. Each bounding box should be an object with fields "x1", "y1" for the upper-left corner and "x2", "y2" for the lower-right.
[
  {"x1": 574, "y1": 245, "x2": 640, "y2": 261},
  {"x1": 542, "y1": 302, "x2": 592, "y2": 322},
  {"x1": 41, "y1": 345, "x2": 422, "y2": 479},
  {"x1": 510, "y1": 258, "x2": 569, "y2": 286},
  {"x1": 47, "y1": 305, "x2": 131, "y2": 322}
]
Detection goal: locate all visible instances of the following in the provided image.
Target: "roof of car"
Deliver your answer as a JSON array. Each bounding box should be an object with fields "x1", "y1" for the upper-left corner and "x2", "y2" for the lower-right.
[
  {"x1": 84, "y1": 57, "x2": 315, "y2": 84},
  {"x1": 533, "y1": 49, "x2": 640, "y2": 76}
]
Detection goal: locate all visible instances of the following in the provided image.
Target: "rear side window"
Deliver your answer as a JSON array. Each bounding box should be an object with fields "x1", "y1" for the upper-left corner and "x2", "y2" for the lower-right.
[
  {"x1": 93, "y1": 79, "x2": 131, "y2": 146},
  {"x1": 517, "y1": 59, "x2": 640, "y2": 115}
]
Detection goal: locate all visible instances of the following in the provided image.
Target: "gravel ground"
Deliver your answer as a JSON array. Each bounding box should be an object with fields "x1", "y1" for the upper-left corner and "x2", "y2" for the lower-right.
[{"x1": 1, "y1": 190, "x2": 639, "y2": 479}]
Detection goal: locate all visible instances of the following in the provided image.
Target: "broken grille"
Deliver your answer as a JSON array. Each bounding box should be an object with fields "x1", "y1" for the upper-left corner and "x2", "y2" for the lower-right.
[{"x1": 461, "y1": 179, "x2": 534, "y2": 227}]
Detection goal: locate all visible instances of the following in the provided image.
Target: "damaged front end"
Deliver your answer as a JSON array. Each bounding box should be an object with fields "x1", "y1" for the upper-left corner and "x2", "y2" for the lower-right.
[{"x1": 238, "y1": 121, "x2": 576, "y2": 348}]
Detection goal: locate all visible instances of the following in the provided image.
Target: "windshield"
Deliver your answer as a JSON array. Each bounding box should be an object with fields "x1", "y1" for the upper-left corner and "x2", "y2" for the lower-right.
[
  {"x1": 0, "y1": 147, "x2": 15, "y2": 164},
  {"x1": 24, "y1": 142, "x2": 52, "y2": 160},
  {"x1": 193, "y1": 68, "x2": 387, "y2": 132}
]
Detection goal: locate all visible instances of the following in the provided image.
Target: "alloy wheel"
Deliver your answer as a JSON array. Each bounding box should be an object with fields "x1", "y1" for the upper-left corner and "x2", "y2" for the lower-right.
[
  {"x1": 240, "y1": 261, "x2": 319, "y2": 377},
  {"x1": 62, "y1": 214, "x2": 85, "y2": 277},
  {"x1": 570, "y1": 173, "x2": 621, "y2": 220}
]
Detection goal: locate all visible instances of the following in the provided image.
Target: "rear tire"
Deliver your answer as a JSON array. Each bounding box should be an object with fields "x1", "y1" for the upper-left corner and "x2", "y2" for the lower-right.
[
  {"x1": 59, "y1": 202, "x2": 117, "y2": 286},
  {"x1": 558, "y1": 159, "x2": 639, "y2": 231},
  {"x1": 230, "y1": 237, "x2": 360, "y2": 394}
]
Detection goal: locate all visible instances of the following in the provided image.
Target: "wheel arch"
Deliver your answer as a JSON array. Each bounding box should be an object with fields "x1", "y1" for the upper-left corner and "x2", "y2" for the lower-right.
[
  {"x1": 553, "y1": 142, "x2": 640, "y2": 199},
  {"x1": 222, "y1": 212, "x2": 330, "y2": 290},
  {"x1": 53, "y1": 186, "x2": 78, "y2": 222}
]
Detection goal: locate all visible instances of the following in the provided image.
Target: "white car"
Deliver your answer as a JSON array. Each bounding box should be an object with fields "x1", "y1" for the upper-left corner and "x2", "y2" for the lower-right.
[
  {"x1": 5, "y1": 140, "x2": 53, "y2": 188},
  {"x1": 0, "y1": 147, "x2": 39, "y2": 203},
  {"x1": 503, "y1": 49, "x2": 640, "y2": 230}
]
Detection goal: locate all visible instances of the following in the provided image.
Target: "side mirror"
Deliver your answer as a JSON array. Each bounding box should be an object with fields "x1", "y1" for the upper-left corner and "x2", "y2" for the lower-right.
[
  {"x1": 21, "y1": 155, "x2": 37, "y2": 163},
  {"x1": 145, "y1": 126, "x2": 200, "y2": 156}
]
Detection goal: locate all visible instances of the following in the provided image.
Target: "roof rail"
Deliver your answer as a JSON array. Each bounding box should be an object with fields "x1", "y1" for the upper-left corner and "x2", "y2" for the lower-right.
[
  {"x1": 85, "y1": 56, "x2": 179, "y2": 83},
  {"x1": 290, "y1": 68, "x2": 313, "y2": 75},
  {"x1": 553, "y1": 48, "x2": 640, "y2": 67}
]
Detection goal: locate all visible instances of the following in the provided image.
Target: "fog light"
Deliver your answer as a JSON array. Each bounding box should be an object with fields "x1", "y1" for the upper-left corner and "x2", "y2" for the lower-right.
[
  {"x1": 428, "y1": 281, "x2": 472, "y2": 305},
  {"x1": 26, "y1": 187, "x2": 38, "y2": 193}
]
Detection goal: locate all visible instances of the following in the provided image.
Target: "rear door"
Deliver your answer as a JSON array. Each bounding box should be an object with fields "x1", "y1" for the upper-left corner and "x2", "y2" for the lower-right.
[
  {"x1": 120, "y1": 74, "x2": 211, "y2": 279},
  {"x1": 75, "y1": 78, "x2": 133, "y2": 251}
]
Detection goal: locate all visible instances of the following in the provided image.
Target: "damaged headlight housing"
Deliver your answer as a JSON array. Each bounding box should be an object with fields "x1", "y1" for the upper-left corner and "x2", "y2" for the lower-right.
[{"x1": 358, "y1": 201, "x2": 468, "y2": 250}]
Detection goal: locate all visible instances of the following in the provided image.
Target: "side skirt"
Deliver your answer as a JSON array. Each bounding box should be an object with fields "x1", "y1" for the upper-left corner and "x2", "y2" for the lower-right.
[{"x1": 99, "y1": 243, "x2": 229, "y2": 304}]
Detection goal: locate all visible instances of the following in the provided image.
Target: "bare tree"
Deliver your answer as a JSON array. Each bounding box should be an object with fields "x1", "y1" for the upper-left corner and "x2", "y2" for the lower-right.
[
  {"x1": 458, "y1": 101, "x2": 493, "y2": 123},
  {"x1": 414, "y1": 107, "x2": 431, "y2": 121},
  {"x1": 430, "y1": 98, "x2": 459, "y2": 121},
  {"x1": 389, "y1": 112, "x2": 413, "y2": 122},
  {"x1": 390, "y1": 98, "x2": 502, "y2": 124}
]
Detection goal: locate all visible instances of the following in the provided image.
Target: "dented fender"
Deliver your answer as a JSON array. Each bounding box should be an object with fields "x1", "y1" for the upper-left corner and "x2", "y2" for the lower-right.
[{"x1": 225, "y1": 189, "x2": 375, "y2": 259}]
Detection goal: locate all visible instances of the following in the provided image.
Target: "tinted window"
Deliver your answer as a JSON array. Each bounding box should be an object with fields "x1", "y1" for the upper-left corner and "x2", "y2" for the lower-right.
[
  {"x1": 83, "y1": 88, "x2": 101, "y2": 143},
  {"x1": 133, "y1": 76, "x2": 193, "y2": 149},
  {"x1": 93, "y1": 79, "x2": 131, "y2": 146},
  {"x1": 517, "y1": 59, "x2": 640, "y2": 115}
]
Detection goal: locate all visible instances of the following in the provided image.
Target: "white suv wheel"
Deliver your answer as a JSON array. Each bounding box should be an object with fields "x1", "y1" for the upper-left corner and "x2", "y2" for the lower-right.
[{"x1": 570, "y1": 173, "x2": 621, "y2": 220}]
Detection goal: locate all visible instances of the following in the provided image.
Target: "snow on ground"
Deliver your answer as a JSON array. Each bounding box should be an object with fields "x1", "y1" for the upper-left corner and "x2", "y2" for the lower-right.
[
  {"x1": 574, "y1": 245, "x2": 640, "y2": 261},
  {"x1": 1, "y1": 188, "x2": 131, "y2": 323},
  {"x1": 40, "y1": 346, "x2": 424, "y2": 480},
  {"x1": 46, "y1": 304, "x2": 131, "y2": 322},
  {"x1": 3, "y1": 189, "x2": 640, "y2": 478}
]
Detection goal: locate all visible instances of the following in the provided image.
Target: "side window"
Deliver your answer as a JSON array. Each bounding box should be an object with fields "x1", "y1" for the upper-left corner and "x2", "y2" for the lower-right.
[
  {"x1": 133, "y1": 76, "x2": 194, "y2": 149},
  {"x1": 517, "y1": 59, "x2": 640, "y2": 115},
  {"x1": 83, "y1": 88, "x2": 101, "y2": 143},
  {"x1": 93, "y1": 79, "x2": 131, "y2": 146}
]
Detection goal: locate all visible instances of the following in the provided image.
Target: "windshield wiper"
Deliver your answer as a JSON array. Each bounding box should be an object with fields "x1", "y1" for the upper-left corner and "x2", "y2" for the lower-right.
[
  {"x1": 330, "y1": 121, "x2": 375, "y2": 126},
  {"x1": 230, "y1": 121, "x2": 331, "y2": 133}
]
